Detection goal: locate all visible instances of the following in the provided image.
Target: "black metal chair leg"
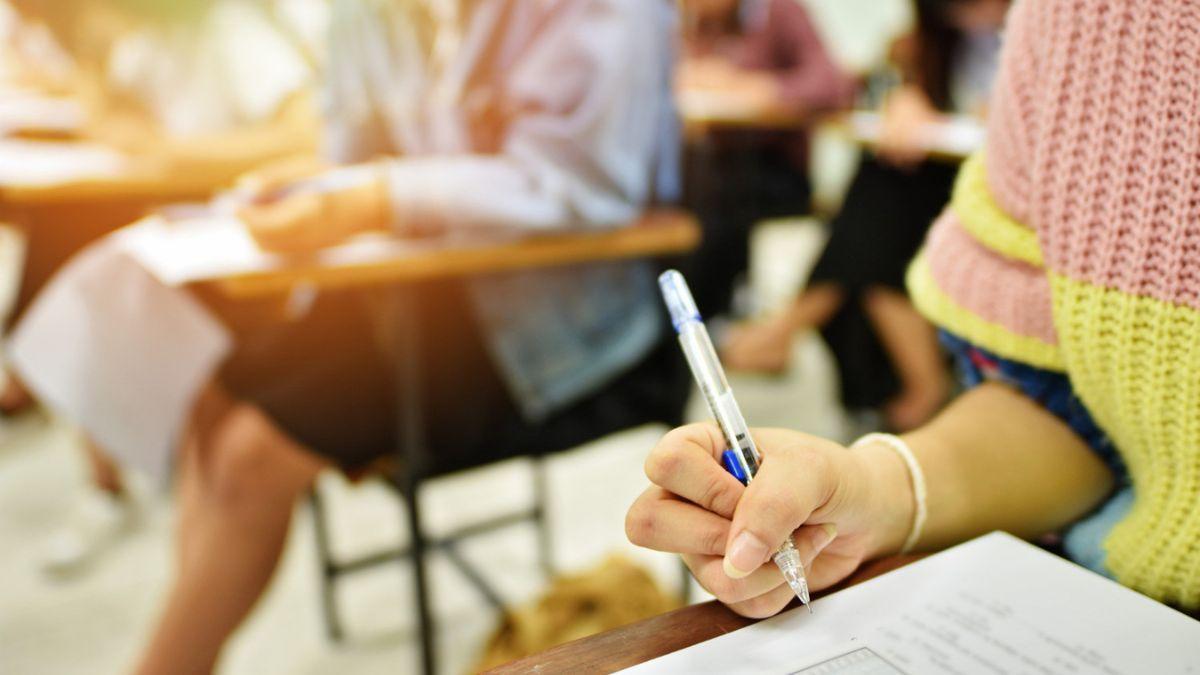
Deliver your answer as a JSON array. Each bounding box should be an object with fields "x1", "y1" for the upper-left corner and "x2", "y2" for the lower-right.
[
  {"x1": 532, "y1": 454, "x2": 555, "y2": 579},
  {"x1": 392, "y1": 285, "x2": 436, "y2": 675},
  {"x1": 680, "y1": 557, "x2": 693, "y2": 605},
  {"x1": 309, "y1": 489, "x2": 345, "y2": 643},
  {"x1": 403, "y1": 479, "x2": 436, "y2": 675},
  {"x1": 442, "y1": 542, "x2": 506, "y2": 612}
]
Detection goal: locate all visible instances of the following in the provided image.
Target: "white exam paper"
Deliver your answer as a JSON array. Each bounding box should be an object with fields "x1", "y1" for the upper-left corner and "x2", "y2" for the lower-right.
[
  {"x1": 0, "y1": 93, "x2": 83, "y2": 136},
  {"x1": 846, "y1": 111, "x2": 985, "y2": 159},
  {"x1": 625, "y1": 533, "x2": 1200, "y2": 675},
  {"x1": 0, "y1": 139, "x2": 128, "y2": 186}
]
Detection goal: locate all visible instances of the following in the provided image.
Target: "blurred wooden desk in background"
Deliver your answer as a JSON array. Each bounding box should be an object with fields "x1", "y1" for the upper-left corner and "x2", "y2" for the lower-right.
[
  {"x1": 677, "y1": 87, "x2": 810, "y2": 137},
  {"x1": 829, "y1": 110, "x2": 984, "y2": 163},
  {"x1": 677, "y1": 88, "x2": 985, "y2": 165},
  {"x1": 196, "y1": 209, "x2": 703, "y2": 299},
  {"x1": 488, "y1": 555, "x2": 921, "y2": 674},
  {"x1": 0, "y1": 127, "x2": 313, "y2": 319}
]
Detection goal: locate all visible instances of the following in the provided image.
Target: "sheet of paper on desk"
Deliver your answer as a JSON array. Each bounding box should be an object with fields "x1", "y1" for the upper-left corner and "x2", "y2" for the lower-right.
[
  {"x1": 116, "y1": 212, "x2": 438, "y2": 286},
  {"x1": 678, "y1": 89, "x2": 768, "y2": 123},
  {"x1": 847, "y1": 111, "x2": 985, "y2": 159},
  {"x1": 0, "y1": 139, "x2": 128, "y2": 186},
  {"x1": 0, "y1": 94, "x2": 83, "y2": 136},
  {"x1": 116, "y1": 214, "x2": 270, "y2": 286},
  {"x1": 624, "y1": 532, "x2": 1200, "y2": 675}
]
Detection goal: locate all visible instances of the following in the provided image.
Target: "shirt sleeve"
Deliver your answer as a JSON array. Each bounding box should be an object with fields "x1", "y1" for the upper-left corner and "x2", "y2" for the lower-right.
[
  {"x1": 382, "y1": 0, "x2": 676, "y2": 234},
  {"x1": 739, "y1": 0, "x2": 854, "y2": 112}
]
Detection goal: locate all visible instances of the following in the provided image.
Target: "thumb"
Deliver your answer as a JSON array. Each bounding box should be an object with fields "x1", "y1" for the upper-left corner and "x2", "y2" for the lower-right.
[{"x1": 722, "y1": 451, "x2": 826, "y2": 579}]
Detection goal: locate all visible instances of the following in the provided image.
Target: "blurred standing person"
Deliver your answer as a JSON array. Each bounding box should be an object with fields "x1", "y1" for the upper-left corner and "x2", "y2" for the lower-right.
[
  {"x1": 0, "y1": 0, "x2": 320, "y2": 579},
  {"x1": 725, "y1": 0, "x2": 1009, "y2": 431},
  {"x1": 9, "y1": 0, "x2": 683, "y2": 672},
  {"x1": 678, "y1": 0, "x2": 854, "y2": 317}
]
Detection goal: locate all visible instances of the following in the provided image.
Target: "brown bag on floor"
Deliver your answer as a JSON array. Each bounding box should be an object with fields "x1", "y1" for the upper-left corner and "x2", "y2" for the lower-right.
[{"x1": 474, "y1": 555, "x2": 682, "y2": 672}]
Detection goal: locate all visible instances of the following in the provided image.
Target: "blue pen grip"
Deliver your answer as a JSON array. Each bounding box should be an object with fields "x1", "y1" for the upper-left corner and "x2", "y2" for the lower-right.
[{"x1": 722, "y1": 449, "x2": 749, "y2": 485}]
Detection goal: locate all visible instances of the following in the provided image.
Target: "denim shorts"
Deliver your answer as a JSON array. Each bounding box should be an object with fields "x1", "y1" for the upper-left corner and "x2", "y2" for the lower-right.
[{"x1": 940, "y1": 331, "x2": 1131, "y2": 577}]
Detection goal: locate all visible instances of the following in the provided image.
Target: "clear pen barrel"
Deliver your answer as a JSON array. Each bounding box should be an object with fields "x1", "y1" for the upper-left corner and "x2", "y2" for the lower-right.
[{"x1": 660, "y1": 271, "x2": 761, "y2": 476}]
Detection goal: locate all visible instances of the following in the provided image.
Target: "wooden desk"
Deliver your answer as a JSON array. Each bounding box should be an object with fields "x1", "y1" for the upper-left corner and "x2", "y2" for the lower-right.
[
  {"x1": 677, "y1": 96, "x2": 986, "y2": 164},
  {"x1": 488, "y1": 556, "x2": 921, "y2": 674},
  {"x1": 198, "y1": 209, "x2": 702, "y2": 299},
  {"x1": 0, "y1": 90, "x2": 83, "y2": 139},
  {"x1": 827, "y1": 111, "x2": 985, "y2": 163},
  {"x1": 0, "y1": 138, "x2": 315, "y2": 320},
  {"x1": 678, "y1": 88, "x2": 809, "y2": 137}
]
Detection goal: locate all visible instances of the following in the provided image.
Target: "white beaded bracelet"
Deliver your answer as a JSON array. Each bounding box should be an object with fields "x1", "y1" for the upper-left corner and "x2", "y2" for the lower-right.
[{"x1": 853, "y1": 433, "x2": 927, "y2": 554}]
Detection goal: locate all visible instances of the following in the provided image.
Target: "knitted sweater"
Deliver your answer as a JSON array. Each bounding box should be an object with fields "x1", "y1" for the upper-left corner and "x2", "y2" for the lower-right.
[{"x1": 907, "y1": 0, "x2": 1200, "y2": 608}]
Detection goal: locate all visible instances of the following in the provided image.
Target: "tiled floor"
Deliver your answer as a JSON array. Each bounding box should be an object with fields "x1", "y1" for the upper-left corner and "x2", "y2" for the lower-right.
[{"x1": 0, "y1": 220, "x2": 858, "y2": 674}]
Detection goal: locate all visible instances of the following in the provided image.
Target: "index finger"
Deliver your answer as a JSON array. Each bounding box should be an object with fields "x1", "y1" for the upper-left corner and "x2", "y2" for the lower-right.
[{"x1": 645, "y1": 423, "x2": 742, "y2": 518}]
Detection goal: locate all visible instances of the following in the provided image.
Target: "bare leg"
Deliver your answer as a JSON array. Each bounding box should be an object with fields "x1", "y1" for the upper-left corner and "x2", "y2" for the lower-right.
[
  {"x1": 862, "y1": 286, "x2": 948, "y2": 431},
  {"x1": 0, "y1": 371, "x2": 32, "y2": 414},
  {"x1": 135, "y1": 393, "x2": 327, "y2": 675},
  {"x1": 723, "y1": 283, "x2": 845, "y2": 373},
  {"x1": 779, "y1": 283, "x2": 846, "y2": 331},
  {"x1": 81, "y1": 439, "x2": 125, "y2": 496},
  {"x1": 41, "y1": 435, "x2": 140, "y2": 578},
  {"x1": 5, "y1": 372, "x2": 126, "y2": 499}
]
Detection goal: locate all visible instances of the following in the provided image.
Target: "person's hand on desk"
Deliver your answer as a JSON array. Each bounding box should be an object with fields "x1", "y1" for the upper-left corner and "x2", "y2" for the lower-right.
[
  {"x1": 626, "y1": 424, "x2": 914, "y2": 618},
  {"x1": 627, "y1": 386, "x2": 1118, "y2": 620},
  {"x1": 239, "y1": 174, "x2": 391, "y2": 253},
  {"x1": 722, "y1": 315, "x2": 795, "y2": 374},
  {"x1": 233, "y1": 155, "x2": 329, "y2": 202}
]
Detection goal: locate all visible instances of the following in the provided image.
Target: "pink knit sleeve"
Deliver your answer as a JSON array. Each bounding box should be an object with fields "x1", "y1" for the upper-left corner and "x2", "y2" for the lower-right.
[
  {"x1": 981, "y1": 0, "x2": 1044, "y2": 228},
  {"x1": 1027, "y1": 0, "x2": 1200, "y2": 306}
]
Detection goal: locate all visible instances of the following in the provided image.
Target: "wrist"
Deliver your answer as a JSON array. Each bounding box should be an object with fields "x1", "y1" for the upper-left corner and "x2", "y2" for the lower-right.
[
  {"x1": 853, "y1": 439, "x2": 916, "y2": 559},
  {"x1": 330, "y1": 176, "x2": 391, "y2": 237}
]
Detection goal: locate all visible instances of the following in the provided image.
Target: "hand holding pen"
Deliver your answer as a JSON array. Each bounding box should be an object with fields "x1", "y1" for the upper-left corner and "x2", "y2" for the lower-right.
[
  {"x1": 657, "y1": 270, "x2": 812, "y2": 610},
  {"x1": 626, "y1": 271, "x2": 918, "y2": 618}
]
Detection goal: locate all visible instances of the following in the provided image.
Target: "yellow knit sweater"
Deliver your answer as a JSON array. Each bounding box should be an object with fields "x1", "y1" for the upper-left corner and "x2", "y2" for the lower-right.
[{"x1": 907, "y1": 0, "x2": 1200, "y2": 609}]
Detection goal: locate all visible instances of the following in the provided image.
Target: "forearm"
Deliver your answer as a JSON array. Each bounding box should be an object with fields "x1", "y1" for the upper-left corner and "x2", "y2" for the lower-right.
[
  {"x1": 383, "y1": 155, "x2": 639, "y2": 234},
  {"x1": 152, "y1": 99, "x2": 319, "y2": 176},
  {"x1": 90, "y1": 94, "x2": 318, "y2": 181},
  {"x1": 862, "y1": 382, "x2": 1115, "y2": 557}
]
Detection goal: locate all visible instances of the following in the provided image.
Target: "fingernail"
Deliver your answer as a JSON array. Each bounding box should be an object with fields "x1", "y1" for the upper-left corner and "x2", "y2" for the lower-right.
[
  {"x1": 817, "y1": 523, "x2": 838, "y2": 552},
  {"x1": 724, "y1": 531, "x2": 769, "y2": 579}
]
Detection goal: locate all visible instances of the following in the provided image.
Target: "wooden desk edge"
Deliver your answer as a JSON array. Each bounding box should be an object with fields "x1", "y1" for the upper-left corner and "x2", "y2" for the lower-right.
[
  {"x1": 202, "y1": 210, "x2": 702, "y2": 299},
  {"x1": 486, "y1": 555, "x2": 922, "y2": 674},
  {"x1": 0, "y1": 175, "x2": 221, "y2": 205}
]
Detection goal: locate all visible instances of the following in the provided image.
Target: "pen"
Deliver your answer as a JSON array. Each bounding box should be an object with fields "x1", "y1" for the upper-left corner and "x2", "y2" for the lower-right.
[{"x1": 658, "y1": 270, "x2": 812, "y2": 611}]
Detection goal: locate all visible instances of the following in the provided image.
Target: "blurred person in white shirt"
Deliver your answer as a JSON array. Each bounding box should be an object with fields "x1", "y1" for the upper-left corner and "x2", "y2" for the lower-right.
[{"x1": 1, "y1": 0, "x2": 324, "y2": 580}]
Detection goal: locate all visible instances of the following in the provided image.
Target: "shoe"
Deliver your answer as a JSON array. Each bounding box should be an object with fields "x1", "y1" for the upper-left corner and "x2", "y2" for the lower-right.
[{"x1": 41, "y1": 487, "x2": 137, "y2": 579}]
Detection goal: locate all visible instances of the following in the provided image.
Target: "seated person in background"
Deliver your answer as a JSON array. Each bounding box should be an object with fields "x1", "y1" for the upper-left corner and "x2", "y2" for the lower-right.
[
  {"x1": 0, "y1": 0, "x2": 74, "y2": 89},
  {"x1": 10, "y1": 0, "x2": 685, "y2": 672},
  {"x1": 10, "y1": 0, "x2": 320, "y2": 180},
  {"x1": 724, "y1": 0, "x2": 1009, "y2": 431},
  {"x1": 630, "y1": 0, "x2": 1200, "y2": 619},
  {"x1": 677, "y1": 0, "x2": 854, "y2": 317},
  {"x1": 0, "y1": 0, "x2": 321, "y2": 577}
]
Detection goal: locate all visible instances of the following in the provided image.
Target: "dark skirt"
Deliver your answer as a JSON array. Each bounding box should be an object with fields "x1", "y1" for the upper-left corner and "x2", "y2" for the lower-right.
[
  {"x1": 204, "y1": 280, "x2": 691, "y2": 476},
  {"x1": 12, "y1": 201, "x2": 152, "y2": 326},
  {"x1": 682, "y1": 132, "x2": 812, "y2": 318},
  {"x1": 807, "y1": 155, "x2": 957, "y2": 409}
]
